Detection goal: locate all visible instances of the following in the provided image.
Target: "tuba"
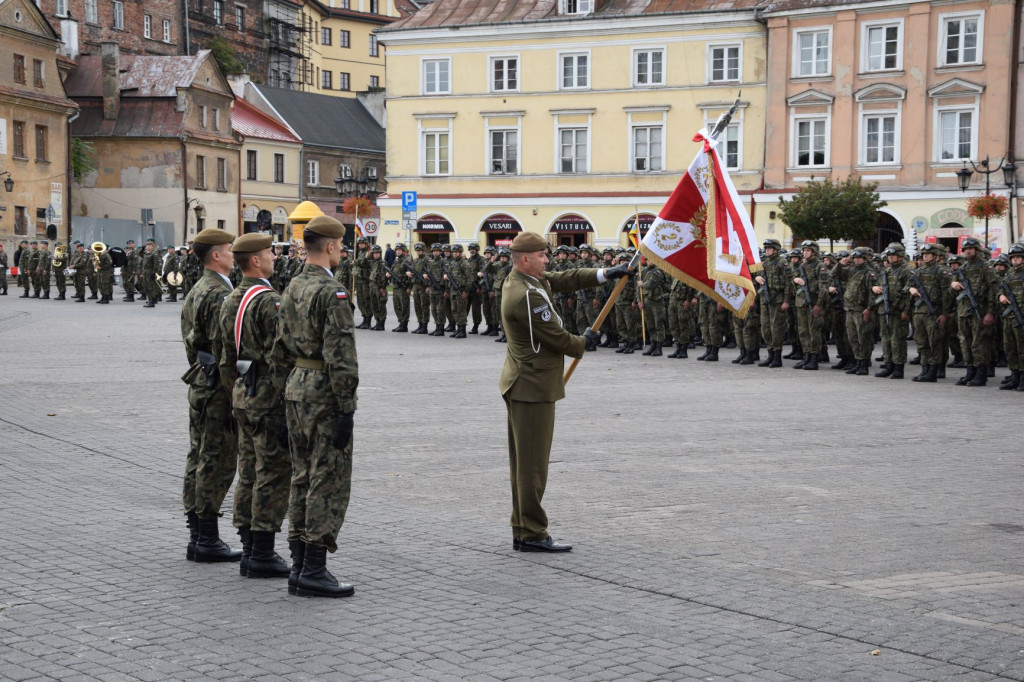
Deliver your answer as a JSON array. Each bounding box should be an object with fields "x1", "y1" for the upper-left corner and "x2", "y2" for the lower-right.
[
  {"x1": 52, "y1": 243, "x2": 66, "y2": 269},
  {"x1": 91, "y1": 241, "x2": 106, "y2": 273}
]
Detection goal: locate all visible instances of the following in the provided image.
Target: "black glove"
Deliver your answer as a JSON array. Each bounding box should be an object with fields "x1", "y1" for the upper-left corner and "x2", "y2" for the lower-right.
[
  {"x1": 331, "y1": 411, "x2": 354, "y2": 449},
  {"x1": 603, "y1": 264, "x2": 632, "y2": 280},
  {"x1": 583, "y1": 328, "x2": 601, "y2": 345}
]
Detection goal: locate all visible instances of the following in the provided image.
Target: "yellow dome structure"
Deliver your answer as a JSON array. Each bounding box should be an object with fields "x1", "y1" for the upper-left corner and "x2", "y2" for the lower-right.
[{"x1": 288, "y1": 201, "x2": 325, "y2": 243}]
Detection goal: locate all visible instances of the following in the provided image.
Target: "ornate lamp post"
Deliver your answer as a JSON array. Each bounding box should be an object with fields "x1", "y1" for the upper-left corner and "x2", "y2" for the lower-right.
[{"x1": 956, "y1": 154, "x2": 1007, "y2": 249}]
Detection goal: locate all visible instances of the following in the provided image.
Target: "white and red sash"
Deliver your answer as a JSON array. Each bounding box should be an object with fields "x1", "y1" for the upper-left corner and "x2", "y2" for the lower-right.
[{"x1": 234, "y1": 284, "x2": 274, "y2": 354}]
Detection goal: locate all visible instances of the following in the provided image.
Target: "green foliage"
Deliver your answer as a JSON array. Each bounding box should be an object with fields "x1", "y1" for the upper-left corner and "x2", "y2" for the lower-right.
[
  {"x1": 777, "y1": 176, "x2": 887, "y2": 243},
  {"x1": 70, "y1": 138, "x2": 96, "y2": 182},
  {"x1": 207, "y1": 36, "x2": 245, "y2": 76}
]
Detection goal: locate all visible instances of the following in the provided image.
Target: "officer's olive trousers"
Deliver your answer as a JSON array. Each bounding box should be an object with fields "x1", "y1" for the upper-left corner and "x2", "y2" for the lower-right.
[
  {"x1": 183, "y1": 386, "x2": 237, "y2": 519},
  {"x1": 412, "y1": 287, "x2": 430, "y2": 324},
  {"x1": 393, "y1": 286, "x2": 410, "y2": 322},
  {"x1": 504, "y1": 395, "x2": 555, "y2": 542},
  {"x1": 233, "y1": 407, "x2": 291, "y2": 533},
  {"x1": 796, "y1": 306, "x2": 824, "y2": 354}
]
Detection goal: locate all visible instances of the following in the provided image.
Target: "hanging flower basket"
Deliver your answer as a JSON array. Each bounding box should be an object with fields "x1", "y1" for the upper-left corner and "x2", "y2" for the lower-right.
[
  {"x1": 342, "y1": 196, "x2": 374, "y2": 216},
  {"x1": 965, "y1": 193, "x2": 1008, "y2": 220}
]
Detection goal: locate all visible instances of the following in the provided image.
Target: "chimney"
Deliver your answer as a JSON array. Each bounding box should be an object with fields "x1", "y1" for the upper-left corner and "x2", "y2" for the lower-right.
[{"x1": 101, "y1": 41, "x2": 120, "y2": 120}]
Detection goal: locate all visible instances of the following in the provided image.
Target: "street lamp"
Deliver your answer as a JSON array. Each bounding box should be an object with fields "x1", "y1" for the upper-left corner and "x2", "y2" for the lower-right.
[
  {"x1": 955, "y1": 154, "x2": 1006, "y2": 249},
  {"x1": 0, "y1": 171, "x2": 13, "y2": 192},
  {"x1": 1003, "y1": 158, "x2": 1018, "y2": 243},
  {"x1": 333, "y1": 164, "x2": 380, "y2": 201}
]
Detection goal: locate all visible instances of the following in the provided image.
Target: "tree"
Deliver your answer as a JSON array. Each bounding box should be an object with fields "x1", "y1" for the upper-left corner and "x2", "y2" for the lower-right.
[
  {"x1": 70, "y1": 138, "x2": 96, "y2": 182},
  {"x1": 777, "y1": 176, "x2": 887, "y2": 247},
  {"x1": 207, "y1": 36, "x2": 245, "y2": 77}
]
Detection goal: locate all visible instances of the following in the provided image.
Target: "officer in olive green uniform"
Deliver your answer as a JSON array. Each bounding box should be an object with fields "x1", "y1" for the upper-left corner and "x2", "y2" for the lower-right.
[
  {"x1": 217, "y1": 233, "x2": 291, "y2": 579},
  {"x1": 96, "y1": 244, "x2": 114, "y2": 304},
  {"x1": 951, "y1": 237, "x2": 1001, "y2": 386},
  {"x1": 276, "y1": 215, "x2": 358, "y2": 598},
  {"x1": 180, "y1": 228, "x2": 241, "y2": 564}
]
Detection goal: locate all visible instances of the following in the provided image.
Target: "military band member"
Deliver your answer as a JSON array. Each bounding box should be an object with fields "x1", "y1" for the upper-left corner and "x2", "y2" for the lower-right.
[
  {"x1": 52, "y1": 242, "x2": 67, "y2": 300},
  {"x1": 0, "y1": 243, "x2": 8, "y2": 295},
  {"x1": 71, "y1": 242, "x2": 88, "y2": 301},
  {"x1": 499, "y1": 232, "x2": 630, "y2": 552},
  {"x1": 96, "y1": 244, "x2": 114, "y2": 304},
  {"x1": 141, "y1": 238, "x2": 161, "y2": 307},
  {"x1": 217, "y1": 233, "x2": 291, "y2": 579},
  {"x1": 84, "y1": 241, "x2": 99, "y2": 300},
  {"x1": 180, "y1": 228, "x2": 241, "y2": 563},
  {"x1": 276, "y1": 215, "x2": 358, "y2": 598},
  {"x1": 24, "y1": 241, "x2": 40, "y2": 297},
  {"x1": 163, "y1": 246, "x2": 182, "y2": 302},
  {"x1": 122, "y1": 240, "x2": 138, "y2": 302}
]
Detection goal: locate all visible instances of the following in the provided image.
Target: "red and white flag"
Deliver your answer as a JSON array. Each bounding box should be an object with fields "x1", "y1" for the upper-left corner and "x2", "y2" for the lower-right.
[{"x1": 639, "y1": 128, "x2": 761, "y2": 318}]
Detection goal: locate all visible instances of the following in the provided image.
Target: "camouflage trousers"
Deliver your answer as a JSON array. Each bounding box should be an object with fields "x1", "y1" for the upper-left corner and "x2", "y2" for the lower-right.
[
  {"x1": 392, "y1": 286, "x2": 411, "y2": 323},
  {"x1": 760, "y1": 302, "x2": 788, "y2": 350},
  {"x1": 560, "y1": 299, "x2": 579, "y2": 334},
  {"x1": 1005, "y1": 318, "x2": 1024, "y2": 371},
  {"x1": 944, "y1": 315, "x2": 960, "y2": 360},
  {"x1": 958, "y1": 314, "x2": 990, "y2": 367},
  {"x1": 356, "y1": 280, "x2": 371, "y2": 318},
  {"x1": 371, "y1": 286, "x2": 387, "y2": 322},
  {"x1": 285, "y1": 400, "x2": 353, "y2": 552},
  {"x1": 699, "y1": 301, "x2": 726, "y2": 347},
  {"x1": 878, "y1": 313, "x2": 910, "y2": 364},
  {"x1": 99, "y1": 271, "x2": 114, "y2": 297},
  {"x1": 123, "y1": 272, "x2": 136, "y2": 297},
  {"x1": 828, "y1": 307, "x2": 852, "y2": 358},
  {"x1": 233, "y1": 407, "x2": 291, "y2": 533},
  {"x1": 73, "y1": 272, "x2": 86, "y2": 298},
  {"x1": 469, "y1": 290, "x2": 483, "y2": 326},
  {"x1": 451, "y1": 290, "x2": 469, "y2": 325},
  {"x1": 412, "y1": 287, "x2": 430, "y2": 324},
  {"x1": 429, "y1": 291, "x2": 446, "y2": 328},
  {"x1": 183, "y1": 385, "x2": 237, "y2": 519},
  {"x1": 732, "y1": 309, "x2": 761, "y2": 350},
  {"x1": 481, "y1": 289, "x2": 496, "y2": 325},
  {"x1": 668, "y1": 301, "x2": 694, "y2": 344},
  {"x1": 640, "y1": 301, "x2": 666, "y2": 342},
  {"x1": 796, "y1": 306, "x2": 824, "y2": 354},
  {"x1": 34, "y1": 271, "x2": 50, "y2": 295},
  {"x1": 54, "y1": 270, "x2": 66, "y2": 295},
  {"x1": 614, "y1": 303, "x2": 637, "y2": 343},
  {"x1": 845, "y1": 310, "x2": 875, "y2": 361},
  {"x1": 87, "y1": 272, "x2": 97, "y2": 295},
  {"x1": 912, "y1": 312, "x2": 944, "y2": 366}
]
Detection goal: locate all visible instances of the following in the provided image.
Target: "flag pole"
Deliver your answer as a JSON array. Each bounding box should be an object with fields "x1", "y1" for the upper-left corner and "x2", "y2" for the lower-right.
[
  {"x1": 564, "y1": 251, "x2": 641, "y2": 384},
  {"x1": 351, "y1": 203, "x2": 358, "y2": 298},
  {"x1": 633, "y1": 210, "x2": 647, "y2": 345}
]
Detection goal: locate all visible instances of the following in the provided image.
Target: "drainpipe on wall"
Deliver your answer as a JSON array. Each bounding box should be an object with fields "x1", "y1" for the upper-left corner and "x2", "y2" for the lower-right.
[
  {"x1": 182, "y1": 137, "x2": 190, "y2": 244},
  {"x1": 183, "y1": 0, "x2": 191, "y2": 56},
  {"x1": 1008, "y1": 0, "x2": 1021, "y2": 243},
  {"x1": 66, "y1": 107, "x2": 80, "y2": 249}
]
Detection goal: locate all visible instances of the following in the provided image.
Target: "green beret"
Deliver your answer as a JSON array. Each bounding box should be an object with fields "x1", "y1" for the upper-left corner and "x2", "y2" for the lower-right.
[
  {"x1": 40, "y1": 240, "x2": 48, "y2": 245},
  {"x1": 304, "y1": 215, "x2": 345, "y2": 239},
  {"x1": 193, "y1": 228, "x2": 235, "y2": 246},
  {"x1": 30, "y1": 240, "x2": 38, "y2": 245},
  {"x1": 146, "y1": 237, "x2": 156, "y2": 243},
  {"x1": 231, "y1": 233, "x2": 273, "y2": 254},
  {"x1": 510, "y1": 232, "x2": 548, "y2": 253}
]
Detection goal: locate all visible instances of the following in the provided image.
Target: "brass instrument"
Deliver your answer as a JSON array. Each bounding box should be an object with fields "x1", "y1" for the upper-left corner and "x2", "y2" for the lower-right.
[
  {"x1": 91, "y1": 241, "x2": 106, "y2": 273},
  {"x1": 166, "y1": 272, "x2": 184, "y2": 286},
  {"x1": 52, "y1": 243, "x2": 66, "y2": 269}
]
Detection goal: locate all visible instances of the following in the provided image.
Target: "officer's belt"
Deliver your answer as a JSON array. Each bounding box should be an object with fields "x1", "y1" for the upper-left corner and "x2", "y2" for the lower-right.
[{"x1": 294, "y1": 357, "x2": 325, "y2": 371}]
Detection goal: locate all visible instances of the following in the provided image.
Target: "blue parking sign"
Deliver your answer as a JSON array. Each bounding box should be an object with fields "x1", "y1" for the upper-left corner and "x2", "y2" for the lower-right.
[{"x1": 402, "y1": 191, "x2": 417, "y2": 212}]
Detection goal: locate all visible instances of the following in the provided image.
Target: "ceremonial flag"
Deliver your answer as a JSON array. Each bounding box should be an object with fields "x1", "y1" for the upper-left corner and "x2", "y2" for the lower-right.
[
  {"x1": 627, "y1": 220, "x2": 640, "y2": 249},
  {"x1": 354, "y1": 216, "x2": 364, "y2": 238},
  {"x1": 639, "y1": 117, "x2": 761, "y2": 318}
]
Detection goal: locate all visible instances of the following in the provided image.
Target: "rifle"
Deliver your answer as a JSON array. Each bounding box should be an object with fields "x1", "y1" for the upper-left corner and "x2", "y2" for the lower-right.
[
  {"x1": 758, "y1": 272, "x2": 773, "y2": 306},
  {"x1": 830, "y1": 277, "x2": 845, "y2": 311},
  {"x1": 875, "y1": 270, "x2": 892, "y2": 316},
  {"x1": 1001, "y1": 280, "x2": 1024, "y2": 328},
  {"x1": 478, "y1": 266, "x2": 490, "y2": 295},
  {"x1": 909, "y1": 271, "x2": 937, "y2": 319},
  {"x1": 797, "y1": 264, "x2": 812, "y2": 306},
  {"x1": 380, "y1": 260, "x2": 405, "y2": 288},
  {"x1": 422, "y1": 260, "x2": 444, "y2": 293},
  {"x1": 441, "y1": 261, "x2": 462, "y2": 293},
  {"x1": 954, "y1": 268, "x2": 981, "y2": 319}
]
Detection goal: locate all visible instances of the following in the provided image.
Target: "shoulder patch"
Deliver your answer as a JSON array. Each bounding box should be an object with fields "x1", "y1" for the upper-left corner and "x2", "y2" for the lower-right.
[
  {"x1": 532, "y1": 304, "x2": 549, "y2": 314},
  {"x1": 336, "y1": 291, "x2": 348, "y2": 300},
  {"x1": 541, "y1": 310, "x2": 551, "y2": 322}
]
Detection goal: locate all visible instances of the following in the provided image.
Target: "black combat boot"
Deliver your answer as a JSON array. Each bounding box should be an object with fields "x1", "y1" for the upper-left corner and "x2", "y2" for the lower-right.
[
  {"x1": 238, "y1": 526, "x2": 252, "y2": 577},
  {"x1": 186, "y1": 512, "x2": 199, "y2": 561},
  {"x1": 649, "y1": 341, "x2": 662, "y2": 357},
  {"x1": 920, "y1": 364, "x2": 939, "y2": 383},
  {"x1": 287, "y1": 540, "x2": 305, "y2": 595},
  {"x1": 731, "y1": 347, "x2": 746, "y2": 364},
  {"x1": 999, "y1": 371, "x2": 1020, "y2": 390},
  {"x1": 482, "y1": 325, "x2": 493, "y2": 336},
  {"x1": 372, "y1": 319, "x2": 385, "y2": 331},
  {"x1": 357, "y1": 316, "x2": 370, "y2": 329},
  {"x1": 88, "y1": 292, "x2": 97, "y2": 299},
  {"x1": 889, "y1": 363, "x2": 904, "y2": 379},
  {"x1": 417, "y1": 323, "x2": 430, "y2": 334},
  {"x1": 967, "y1": 366, "x2": 987, "y2": 386},
  {"x1": 769, "y1": 350, "x2": 783, "y2": 368},
  {"x1": 469, "y1": 323, "x2": 479, "y2": 335},
  {"x1": 295, "y1": 544, "x2": 354, "y2": 598},
  {"x1": 143, "y1": 299, "x2": 156, "y2": 308},
  {"x1": 793, "y1": 353, "x2": 809, "y2": 370},
  {"x1": 444, "y1": 322, "x2": 455, "y2": 333},
  {"x1": 740, "y1": 348, "x2": 758, "y2": 365},
  {"x1": 169, "y1": 293, "x2": 178, "y2": 302},
  {"x1": 73, "y1": 296, "x2": 85, "y2": 302},
  {"x1": 453, "y1": 325, "x2": 467, "y2": 339},
  {"x1": 855, "y1": 359, "x2": 870, "y2": 375},
  {"x1": 783, "y1": 344, "x2": 802, "y2": 359},
  {"x1": 757, "y1": 349, "x2": 774, "y2": 367},
  {"x1": 955, "y1": 366, "x2": 977, "y2": 386},
  {"x1": 909, "y1": 354, "x2": 921, "y2": 366},
  {"x1": 42, "y1": 291, "x2": 50, "y2": 299},
  {"x1": 392, "y1": 322, "x2": 409, "y2": 332},
  {"x1": 430, "y1": 326, "x2": 445, "y2": 336},
  {"x1": 986, "y1": 363, "x2": 996, "y2": 378},
  {"x1": 875, "y1": 362, "x2": 894, "y2": 378},
  {"x1": 123, "y1": 294, "x2": 134, "y2": 302},
  {"x1": 618, "y1": 342, "x2": 634, "y2": 354},
  {"x1": 97, "y1": 295, "x2": 109, "y2": 304},
  {"x1": 912, "y1": 364, "x2": 929, "y2": 381},
  {"x1": 706, "y1": 346, "x2": 719, "y2": 361},
  {"x1": 194, "y1": 517, "x2": 243, "y2": 563},
  {"x1": 831, "y1": 356, "x2": 850, "y2": 370},
  {"x1": 31, "y1": 291, "x2": 40, "y2": 298},
  {"x1": 937, "y1": 365, "x2": 946, "y2": 378},
  {"x1": 845, "y1": 359, "x2": 860, "y2": 374},
  {"x1": 55, "y1": 293, "x2": 65, "y2": 300},
  {"x1": 817, "y1": 348, "x2": 829, "y2": 363},
  {"x1": 996, "y1": 351, "x2": 1008, "y2": 368},
  {"x1": 948, "y1": 355, "x2": 964, "y2": 368},
  {"x1": 495, "y1": 330, "x2": 507, "y2": 342},
  {"x1": 803, "y1": 354, "x2": 819, "y2": 370},
  {"x1": 696, "y1": 345, "x2": 710, "y2": 360},
  {"x1": 642, "y1": 342, "x2": 656, "y2": 356},
  {"x1": 247, "y1": 531, "x2": 291, "y2": 579},
  {"x1": 666, "y1": 344, "x2": 682, "y2": 359}
]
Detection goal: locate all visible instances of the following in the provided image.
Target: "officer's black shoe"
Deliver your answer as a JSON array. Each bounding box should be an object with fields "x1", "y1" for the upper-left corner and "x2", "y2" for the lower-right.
[
  {"x1": 948, "y1": 356, "x2": 964, "y2": 368},
  {"x1": 855, "y1": 360, "x2": 870, "y2": 376},
  {"x1": 519, "y1": 536, "x2": 572, "y2": 553},
  {"x1": 469, "y1": 324, "x2": 479, "y2": 334},
  {"x1": 186, "y1": 512, "x2": 199, "y2": 561},
  {"x1": 238, "y1": 526, "x2": 253, "y2": 577},
  {"x1": 740, "y1": 349, "x2": 757, "y2": 365},
  {"x1": 875, "y1": 362, "x2": 894, "y2": 378},
  {"x1": 793, "y1": 353, "x2": 809, "y2": 370},
  {"x1": 889, "y1": 363, "x2": 904, "y2": 379},
  {"x1": 967, "y1": 367, "x2": 987, "y2": 386},
  {"x1": 430, "y1": 326, "x2": 445, "y2": 336},
  {"x1": 288, "y1": 540, "x2": 306, "y2": 595},
  {"x1": 247, "y1": 531, "x2": 291, "y2": 579},
  {"x1": 998, "y1": 371, "x2": 1020, "y2": 390},
  {"x1": 955, "y1": 367, "x2": 976, "y2": 386},
  {"x1": 731, "y1": 347, "x2": 745, "y2": 364},
  {"x1": 295, "y1": 544, "x2": 354, "y2": 598},
  {"x1": 909, "y1": 355, "x2": 921, "y2": 366},
  {"x1": 706, "y1": 346, "x2": 719, "y2": 361},
  {"x1": 803, "y1": 355, "x2": 819, "y2": 370},
  {"x1": 194, "y1": 518, "x2": 243, "y2": 563},
  {"x1": 88, "y1": 292, "x2": 97, "y2": 299}
]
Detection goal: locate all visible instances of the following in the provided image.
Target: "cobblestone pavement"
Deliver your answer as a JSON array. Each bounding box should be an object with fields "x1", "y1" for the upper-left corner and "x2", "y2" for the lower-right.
[{"x1": 1, "y1": 296, "x2": 1022, "y2": 681}]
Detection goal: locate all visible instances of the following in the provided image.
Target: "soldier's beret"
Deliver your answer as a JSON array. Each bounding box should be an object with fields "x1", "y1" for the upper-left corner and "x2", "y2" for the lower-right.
[
  {"x1": 231, "y1": 233, "x2": 273, "y2": 254},
  {"x1": 510, "y1": 232, "x2": 548, "y2": 253},
  {"x1": 193, "y1": 228, "x2": 235, "y2": 246},
  {"x1": 40, "y1": 240, "x2": 48, "y2": 245},
  {"x1": 146, "y1": 237, "x2": 156, "y2": 243},
  {"x1": 30, "y1": 240, "x2": 38, "y2": 245},
  {"x1": 304, "y1": 215, "x2": 346, "y2": 239}
]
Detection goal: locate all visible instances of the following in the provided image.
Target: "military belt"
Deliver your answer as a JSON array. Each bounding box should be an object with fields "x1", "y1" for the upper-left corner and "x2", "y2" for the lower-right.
[{"x1": 294, "y1": 357, "x2": 325, "y2": 371}]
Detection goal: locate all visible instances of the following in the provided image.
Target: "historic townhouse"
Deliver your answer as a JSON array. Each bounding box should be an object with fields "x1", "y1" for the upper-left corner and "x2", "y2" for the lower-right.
[
  {"x1": 0, "y1": 0, "x2": 78, "y2": 253},
  {"x1": 756, "y1": 0, "x2": 1019, "y2": 253},
  {"x1": 318, "y1": 2, "x2": 399, "y2": 97},
  {"x1": 376, "y1": 0, "x2": 766, "y2": 249}
]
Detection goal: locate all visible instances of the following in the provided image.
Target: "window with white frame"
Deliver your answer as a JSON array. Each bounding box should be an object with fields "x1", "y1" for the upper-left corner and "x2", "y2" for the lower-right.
[
  {"x1": 112, "y1": 1, "x2": 123, "y2": 29},
  {"x1": 634, "y1": 49, "x2": 664, "y2": 87},
  {"x1": 940, "y1": 13, "x2": 982, "y2": 66},
  {"x1": 423, "y1": 59, "x2": 450, "y2": 95},
  {"x1": 85, "y1": 0, "x2": 97, "y2": 22},
  {"x1": 863, "y1": 22, "x2": 901, "y2": 72},
  {"x1": 213, "y1": 108, "x2": 220, "y2": 132},
  {"x1": 632, "y1": 126, "x2": 663, "y2": 172},
  {"x1": 937, "y1": 109, "x2": 975, "y2": 161},
  {"x1": 794, "y1": 29, "x2": 831, "y2": 77},
  {"x1": 794, "y1": 117, "x2": 828, "y2": 167},
  {"x1": 559, "y1": 128, "x2": 588, "y2": 173},
  {"x1": 423, "y1": 130, "x2": 450, "y2": 175},
  {"x1": 491, "y1": 57, "x2": 518, "y2": 92},
  {"x1": 862, "y1": 114, "x2": 897, "y2": 164},
  {"x1": 339, "y1": 72, "x2": 350, "y2": 90},
  {"x1": 144, "y1": 14, "x2": 151, "y2": 38},
  {"x1": 307, "y1": 160, "x2": 319, "y2": 187},
  {"x1": 55, "y1": 0, "x2": 68, "y2": 17},
  {"x1": 235, "y1": 6, "x2": 244, "y2": 32},
  {"x1": 199, "y1": 105, "x2": 207, "y2": 129},
  {"x1": 369, "y1": 35, "x2": 379, "y2": 57},
  {"x1": 213, "y1": 0, "x2": 222, "y2": 25},
  {"x1": 559, "y1": 0, "x2": 592, "y2": 15},
  {"x1": 163, "y1": 19, "x2": 171, "y2": 42},
  {"x1": 709, "y1": 45, "x2": 740, "y2": 83},
  {"x1": 321, "y1": 70, "x2": 332, "y2": 89},
  {"x1": 560, "y1": 53, "x2": 589, "y2": 89},
  {"x1": 490, "y1": 130, "x2": 518, "y2": 175}
]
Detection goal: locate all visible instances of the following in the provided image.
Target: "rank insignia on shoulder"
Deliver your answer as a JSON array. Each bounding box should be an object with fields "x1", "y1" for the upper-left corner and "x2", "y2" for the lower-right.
[
  {"x1": 336, "y1": 291, "x2": 348, "y2": 299},
  {"x1": 533, "y1": 304, "x2": 549, "y2": 314}
]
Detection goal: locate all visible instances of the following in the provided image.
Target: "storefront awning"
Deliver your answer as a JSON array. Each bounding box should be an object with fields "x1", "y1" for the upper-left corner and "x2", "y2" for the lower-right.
[
  {"x1": 480, "y1": 214, "x2": 522, "y2": 232},
  {"x1": 550, "y1": 215, "x2": 593, "y2": 233},
  {"x1": 417, "y1": 215, "x2": 454, "y2": 232}
]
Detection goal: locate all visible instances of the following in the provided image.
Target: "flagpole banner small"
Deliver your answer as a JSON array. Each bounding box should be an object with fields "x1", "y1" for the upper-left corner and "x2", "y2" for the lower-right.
[{"x1": 640, "y1": 127, "x2": 762, "y2": 318}]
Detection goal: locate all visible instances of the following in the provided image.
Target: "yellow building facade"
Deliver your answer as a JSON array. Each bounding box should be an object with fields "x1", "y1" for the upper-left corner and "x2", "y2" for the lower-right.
[{"x1": 376, "y1": 2, "x2": 765, "y2": 249}]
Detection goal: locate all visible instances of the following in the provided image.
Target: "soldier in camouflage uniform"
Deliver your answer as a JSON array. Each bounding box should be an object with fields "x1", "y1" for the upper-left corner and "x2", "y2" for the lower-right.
[
  {"x1": 367, "y1": 244, "x2": 388, "y2": 330},
  {"x1": 0, "y1": 243, "x2": 7, "y2": 295},
  {"x1": 353, "y1": 237, "x2": 372, "y2": 329},
  {"x1": 440, "y1": 243, "x2": 455, "y2": 331},
  {"x1": 444, "y1": 244, "x2": 475, "y2": 338},
  {"x1": 52, "y1": 242, "x2": 67, "y2": 300},
  {"x1": 217, "y1": 233, "x2": 291, "y2": 580},
  {"x1": 276, "y1": 215, "x2": 358, "y2": 598},
  {"x1": 480, "y1": 245, "x2": 500, "y2": 336},
  {"x1": 182, "y1": 244, "x2": 200, "y2": 296},
  {"x1": 19, "y1": 241, "x2": 36, "y2": 297},
  {"x1": 84, "y1": 241, "x2": 99, "y2": 300},
  {"x1": 843, "y1": 248, "x2": 876, "y2": 375},
  {"x1": 407, "y1": 243, "x2": 431, "y2": 334},
  {"x1": 163, "y1": 246, "x2": 182, "y2": 302},
  {"x1": 872, "y1": 243, "x2": 912, "y2": 378},
  {"x1": 951, "y1": 237, "x2": 1000, "y2": 386},
  {"x1": 179, "y1": 227, "x2": 241, "y2": 564},
  {"x1": 492, "y1": 247, "x2": 513, "y2": 342},
  {"x1": 386, "y1": 243, "x2": 413, "y2": 332},
  {"x1": 70, "y1": 242, "x2": 88, "y2": 301},
  {"x1": 826, "y1": 251, "x2": 854, "y2": 369},
  {"x1": 141, "y1": 238, "x2": 161, "y2": 307},
  {"x1": 730, "y1": 295, "x2": 762, "y2": 365},
  {"x1": 696, "y1": 293, "x2": 725, "y2": 361},
  {"x1": 907, "y1": 242, "x2": 953, "y2": 383},
  {"x1": 34, "y1": 240, "x2": 51, "y2": 298},
  {"x1": 574, "y1": 245, "x2": 601, "y2": 347},
  {"x1": 465, "y1": 243, "x2": 486, "y2": 334},
  {"x1": 666, "y1": 279, "x2": 696, "y2": 358},
  {"x1": 121, "y1": 240, "x2": 138, "y2": 301},
  {"x1": 997, "y1": 243, "x2": 1024, "y2": 390},
  {"x1": 789, "y1": 240, "x2": 827, "y2": 370},
  {"x1": 424, "y1": 243, "x2": 447, "y2": 335},
  {"x1": 333, "y1": 244, "x2": 353, "y2": 304},
  {"x1": 756, "y1": 239, "x2": 790, "y2": 367},
  {"x1": 639, "y1": 258, "x2": 668, "y2": 356},
  {"x1": 613, "y1": 253, "x2": 638, "y2": 354},
  {"x1": 96, "y1": 243, "x2": 114, "y2": 304}
]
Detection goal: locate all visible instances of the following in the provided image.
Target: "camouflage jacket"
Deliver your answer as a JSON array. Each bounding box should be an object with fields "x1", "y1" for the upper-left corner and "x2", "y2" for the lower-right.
[
  {"x1": 163, "y1": 254, "x2": 181, "y2": 276},
  {"x1": 669, "y1": 278, "x2": 696, "y2": 306},
  {"x1": 445, "y1": 257, "x2": 475, "y2": 292},
  {"x1": 218, "y1": 277, "x2": 287, "y2": 412},
  {"x1": 180, "y1": 269, "x2": 233, "y2": 390},
  {"x1": 389, "y1": 255, "x2": 414, "y2": 289},
  {"x1": 953, "y1": 256, "x2": 1000, "y2": 317},
  {"x1": 871, "y1": 261, "x2": 912, "y2": 315},
  {"x1": 641, "y1": 264, "x2": 668, "y2": 302},
  {"x1": 843, "y1": 262, "x2": 874, "y2": 312},
  {"x1": 760, "y1": 253, "x2": 790, "y2": 306},
  {"x1": 906, "y1": 261, "x2": 953, "y2": 316},
  {"x1": 368, "y1": 256, "x2": 388, "y2": 288},
  {"x1": 333, "y1": 258, "x2": 354, "y2": 289},
  {"x1": 276, "y1": 266, "x2": 358, "y2": 412},
  {"x1": 36, "y1": 250, "x2": 52, "y2": 274},
  {"x1": 0, "y1": 251, "x2": 7, "y2": 269},
  {"x1": 789, "y1": 256, "x2": 827, "y2": 308},
  {"x1": 354, "y1": 249, "x2": 372, "y2": 283},
  {"x1": 141, "y1": 249, "x2": 160, "y2": 277}
]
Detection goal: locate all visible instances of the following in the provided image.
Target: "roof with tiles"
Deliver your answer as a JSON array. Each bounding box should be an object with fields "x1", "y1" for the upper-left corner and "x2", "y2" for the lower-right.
[
  {"x1": 253, "y1": 85, "x2": 385, "y2": 153},
  {"x1": 65, "y1": 51, "x2": 215, "y2": 99},
  {"x1": 231, "y1": 97, "x2": 301, "y2": 144}
]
